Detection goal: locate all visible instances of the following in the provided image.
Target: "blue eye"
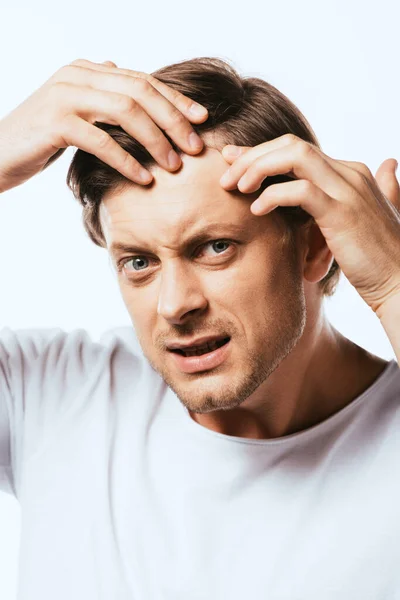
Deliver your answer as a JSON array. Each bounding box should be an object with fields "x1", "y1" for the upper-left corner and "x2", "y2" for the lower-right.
[
  {"x1": 129, "y1": 257, "x2": 149, "y2": 271},
  {"x1": 201, "y1": 240, "x2": 231, "y2": 256},
  {"x1": 117, "y1": 239, "x2": 234, "y2": 276},
  {"x1": 117, "y1": 256, "x2": 150, "y2": 273}
]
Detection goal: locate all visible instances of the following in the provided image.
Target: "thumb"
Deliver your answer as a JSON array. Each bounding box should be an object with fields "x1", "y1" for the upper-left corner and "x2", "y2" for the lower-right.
[
  {"x1": 375, "y1": 158, "x2": 400, "y2": 210},
  {"x1": 101, "y1": 60, "x2": 118, "y2": 68}
]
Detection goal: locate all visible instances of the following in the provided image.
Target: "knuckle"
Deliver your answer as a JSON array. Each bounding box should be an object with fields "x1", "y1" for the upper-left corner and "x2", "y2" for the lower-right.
[
  {"x1": 299, "y1": 179, "x2": 314, "y2": 195},
  {"x1": 115, "y1": 94, "x2": 137, "y2": 114},
  {"x1": 297, "y1": 140, "x2": 314, "y2": 158},
  {"x1": 52, "y1": 64, "x2": 80, "y2": 82},
  {"x1": 354, "y1": 161, "x2": 373, "y2": 180},
  {"x1": 96, "y1": 130, "x2": 112, "y2": 149},
  {"x1": 149, "y1": 130, "x2": 170, "y2": 150},
  {"x1": 130, "y1": 70, "x2": 149, "y2": 80},
  {"x1": 282, "y1": 133, "x2": 299, "y2": 145},
  {"x1": 131, "y1": 76, "x2": 151, "y2": 94},
  {"x1": 69, "y1": 58, "x2": 88, "y2": 67},
  {"x1": 169, "y1": 107, "x2": 187, "y2": 128}
]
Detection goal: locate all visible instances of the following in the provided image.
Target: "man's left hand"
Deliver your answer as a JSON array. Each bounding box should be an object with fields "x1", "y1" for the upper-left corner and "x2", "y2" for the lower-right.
[{"x1": 220, "y1": 134, "x2": 400, "y2": 316}]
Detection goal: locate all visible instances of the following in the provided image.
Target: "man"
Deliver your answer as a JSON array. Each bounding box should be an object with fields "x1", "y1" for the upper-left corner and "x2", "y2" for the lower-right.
[{"x1": 0, "y1": 56, "x2": 399, "y2": 599}]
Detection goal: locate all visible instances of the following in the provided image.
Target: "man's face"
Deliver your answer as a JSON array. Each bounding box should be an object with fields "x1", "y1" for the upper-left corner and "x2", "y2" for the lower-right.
[{"x1": 100, "y1": 147, "x2": 307, "y2": 414}]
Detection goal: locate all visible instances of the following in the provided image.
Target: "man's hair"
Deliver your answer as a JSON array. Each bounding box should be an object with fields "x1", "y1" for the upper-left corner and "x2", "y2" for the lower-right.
[{"x1": 66, "y1": 56, "x2": 340, "y2": 296}]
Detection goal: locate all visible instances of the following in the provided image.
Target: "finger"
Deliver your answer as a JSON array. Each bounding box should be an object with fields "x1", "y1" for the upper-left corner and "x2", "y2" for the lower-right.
[
  {"x1": 68, "y1": 59, "x2": 209, "y2": 124},
  {"x1": 220, "y1": 135, "x2": 397, "y2": 218},
  {"x1": 250, "y1": 178, "x2": 334, "y2": 223},
  {"x1": 231, "y1": 143, "x2": 351, "y2": 203},
  {"x1": 101, "y1": 60, "x2": 118, "y2": 68},
  {"x1": 336, "y1": 159, "x2": 374, "y2": 178},
  {"x1": 54, "y1": 80, "x2": 183, "y2": 172},
  {"x1": 219, "y1": 136, "x2": 365, "y2": 202},
  {"x1": 220, "y1": 135, "x2": 298, "y2": 188},
  {"x1": 374, "y1": 159, "x2": 400, "y2": 211},
  {"x1": 221, "y1": 145, "x2": 251, "y2": 162},
  {"x1": 336, "y1": 158, "x2": 400, "y2": 211},
  {"x1": 58, "y1": 66, "x2": 205, "y2": 163},
  {"x1": 59, "y1": 114, "x2": 153, "y2": 185}
]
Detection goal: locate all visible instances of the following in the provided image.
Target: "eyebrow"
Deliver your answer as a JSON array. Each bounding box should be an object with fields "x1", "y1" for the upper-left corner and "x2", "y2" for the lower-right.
[{"x1": 109, "y1": 223, "x2": 248, "y2": 257}]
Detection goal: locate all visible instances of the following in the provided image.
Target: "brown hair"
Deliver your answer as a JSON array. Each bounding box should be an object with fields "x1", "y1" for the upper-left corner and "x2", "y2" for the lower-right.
[{"x1": 66, "y1": 56, "x2": 340, "y2": 296}]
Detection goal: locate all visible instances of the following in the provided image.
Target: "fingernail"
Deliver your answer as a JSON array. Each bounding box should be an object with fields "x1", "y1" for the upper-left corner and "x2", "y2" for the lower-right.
[
  {"x1": 189, "y1": 103, "x2": 208, "y2": 118},
  {"x1": 189, "y1": 131, "x2": 203, "y2": 150},
  {"x1": 139, "y1": 168, "x2": 153, "y2": 183},
  {"x1": 168, "y1": 150, "x2": 181, "y2": 169},
  {"x1": 251, "y1": 199, "x2": 263, "y2": 214}
]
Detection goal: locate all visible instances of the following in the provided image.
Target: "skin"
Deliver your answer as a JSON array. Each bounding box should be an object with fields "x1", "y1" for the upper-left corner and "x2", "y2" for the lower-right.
[{"x1": 99, "y1": 145, "x2": 388, "y2": 440}]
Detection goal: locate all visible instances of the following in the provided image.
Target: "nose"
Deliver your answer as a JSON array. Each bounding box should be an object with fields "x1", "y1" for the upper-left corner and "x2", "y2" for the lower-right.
[{"x1": 157, "y1": 260, "x2": 208, "y2": 325}]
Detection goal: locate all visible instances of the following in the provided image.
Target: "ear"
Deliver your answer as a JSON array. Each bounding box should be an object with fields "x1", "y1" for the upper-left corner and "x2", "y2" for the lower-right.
[{"x1": 301, "y1": 221, "x2": 334, "y2": 284}]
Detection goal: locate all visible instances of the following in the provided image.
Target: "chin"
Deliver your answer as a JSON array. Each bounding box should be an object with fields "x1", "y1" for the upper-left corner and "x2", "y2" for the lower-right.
[{"x1": 164, "y1": 358, "x2": 271, "y2": 414}]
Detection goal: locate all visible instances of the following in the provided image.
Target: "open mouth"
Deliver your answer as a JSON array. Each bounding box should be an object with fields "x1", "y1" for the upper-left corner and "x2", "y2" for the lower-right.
[{"x1": 170, "y1": 337, "x2": 230, "y2": 357}]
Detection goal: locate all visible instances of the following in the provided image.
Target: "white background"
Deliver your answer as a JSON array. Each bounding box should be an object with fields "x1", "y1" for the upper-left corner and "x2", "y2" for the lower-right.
[{"x1": 0, "y1": 0, "x2": 398, "y2": 597}]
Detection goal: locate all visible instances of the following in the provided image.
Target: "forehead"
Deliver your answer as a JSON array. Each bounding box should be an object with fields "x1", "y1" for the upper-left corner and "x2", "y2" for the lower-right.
[{"x1": 99, "y1": 147, "x2": 264, "y2": 249}]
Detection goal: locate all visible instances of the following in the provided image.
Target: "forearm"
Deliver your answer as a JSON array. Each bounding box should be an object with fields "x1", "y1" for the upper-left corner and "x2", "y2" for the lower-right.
[{"x1": 376, "y1": 293, "x2": 400, "y2": 365}]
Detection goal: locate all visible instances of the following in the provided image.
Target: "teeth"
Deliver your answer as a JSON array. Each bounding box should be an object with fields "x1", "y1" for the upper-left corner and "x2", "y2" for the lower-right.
[{"x1": 181, "y1": 339, "x2": 224, "y2": 357}]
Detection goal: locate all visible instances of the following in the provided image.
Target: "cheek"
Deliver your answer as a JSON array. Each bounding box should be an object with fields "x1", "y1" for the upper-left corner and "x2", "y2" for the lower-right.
[
  {"x1": 217, "y1": 256, "x2": 285, "y2": 302},
  {"x1": 119, "y1": 284, "x2": 136, "y2": 316},
  {"x1": 119, "y1": 285, "x2": 156, "y2": 338},
  {"x1": 227, "y1": 255, "x2": 302, "y2": 327}
]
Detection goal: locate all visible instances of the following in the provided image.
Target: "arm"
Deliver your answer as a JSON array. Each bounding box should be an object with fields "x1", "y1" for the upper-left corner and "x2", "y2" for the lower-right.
[
  {"x1": 0, "y1": 57, "x2": 207, "y2": 194},
  {"x1": 0, "y1": 57, "x2": 209, "y2": 494},
  {"x1": 377, "y1": 292, "x2": 400, "y2": 365}
]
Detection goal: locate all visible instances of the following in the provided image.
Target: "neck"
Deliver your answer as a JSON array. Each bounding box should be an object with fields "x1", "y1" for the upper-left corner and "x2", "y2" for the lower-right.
[{"x1": 189, "y1": 308, "x2": 388, "y2": 440}]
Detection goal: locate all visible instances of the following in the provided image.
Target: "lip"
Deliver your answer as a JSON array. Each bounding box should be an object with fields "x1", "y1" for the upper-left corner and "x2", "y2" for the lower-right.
[
  {"x1": 167, "y1": 335, "x2": 228, "y2": 350},
  {"x1": 169, "y1": 339, "x2": 231, "y2": 373}
]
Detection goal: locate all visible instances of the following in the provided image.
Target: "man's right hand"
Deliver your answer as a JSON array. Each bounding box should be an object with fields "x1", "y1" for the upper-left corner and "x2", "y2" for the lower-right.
[{"x1": 0, "y1": 58, "x2": 209, "y2": 193}]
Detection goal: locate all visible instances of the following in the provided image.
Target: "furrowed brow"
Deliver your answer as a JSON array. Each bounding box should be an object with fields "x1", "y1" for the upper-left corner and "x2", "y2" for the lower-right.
[{"x1": 109, "y1": 223, "x2": 248, "y2": 257}]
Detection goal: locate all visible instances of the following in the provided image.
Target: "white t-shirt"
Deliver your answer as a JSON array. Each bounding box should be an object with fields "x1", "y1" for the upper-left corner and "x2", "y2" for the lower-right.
[{"x1": 0, "y1": 325, "x2": 400, "y2": 600}]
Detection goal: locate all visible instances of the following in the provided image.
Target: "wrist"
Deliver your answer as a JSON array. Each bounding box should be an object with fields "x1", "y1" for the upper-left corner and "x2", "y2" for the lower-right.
[
  {"x1": 375, "y1": 288, "x2": 400, "y2": 322},
  {"x1": 376, "y1": 291, "x2": 400, "y2": 364}
]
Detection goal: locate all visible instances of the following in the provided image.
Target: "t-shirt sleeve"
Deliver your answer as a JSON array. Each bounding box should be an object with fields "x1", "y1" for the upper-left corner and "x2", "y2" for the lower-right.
[{"x1": 0, "y1": 326, "x2": 108, "y2": 499}]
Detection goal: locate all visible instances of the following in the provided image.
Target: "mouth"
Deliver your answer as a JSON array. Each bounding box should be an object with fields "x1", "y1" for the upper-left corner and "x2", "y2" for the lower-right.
[
  {"x1": 169, "y1": 337, "x2": 230, "y2": 357},
  {"x1": 168, "y1": 337, "x2": 232, "y2": 374}
]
